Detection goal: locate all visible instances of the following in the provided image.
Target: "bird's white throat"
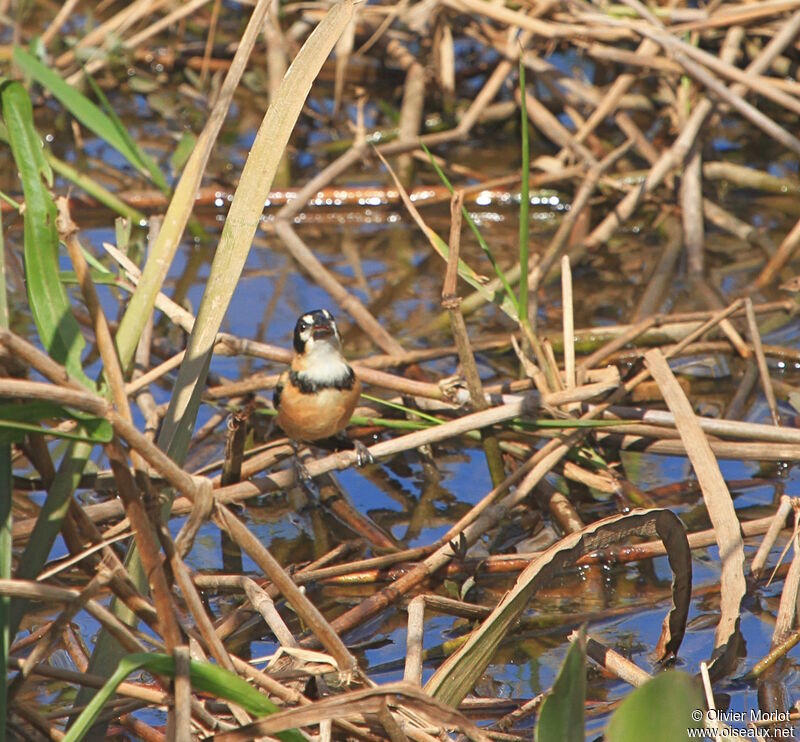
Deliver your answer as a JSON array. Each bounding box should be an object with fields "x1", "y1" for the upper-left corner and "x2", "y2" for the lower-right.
[{"x1": 300, "y1": 340, "x2": 352, "y2": 385}]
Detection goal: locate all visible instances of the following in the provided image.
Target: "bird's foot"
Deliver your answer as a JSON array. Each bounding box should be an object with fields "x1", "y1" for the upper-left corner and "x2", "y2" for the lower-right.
[
  {"x1": 293, "y1": 456, "x2": 321, "y2": 499},
  {"x1": 353, "y1": 440, "x2": 374, "y2": 468}
]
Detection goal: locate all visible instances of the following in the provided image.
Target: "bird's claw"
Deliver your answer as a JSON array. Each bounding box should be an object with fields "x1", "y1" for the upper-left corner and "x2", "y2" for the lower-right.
[
  {"x1": 354, "y1": 440, "x2": 374, "y2": 467},
  {"x1": 292, "y1": 455, "x2": 321, "y2": 498},
  {"x1": 293, "y1": 455, "x2": 312, "y2": 483}
]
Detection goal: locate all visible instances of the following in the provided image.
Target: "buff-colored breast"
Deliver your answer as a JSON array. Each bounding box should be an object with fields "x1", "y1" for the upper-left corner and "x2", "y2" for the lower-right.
[{"x1": 276, "y1": 375, "x2": 362, "y2": 441}]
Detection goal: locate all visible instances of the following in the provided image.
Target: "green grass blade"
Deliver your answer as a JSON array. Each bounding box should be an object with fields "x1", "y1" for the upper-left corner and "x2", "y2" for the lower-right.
[
  {"x1": 59, "y1": 269, "x2": 119, "y2": 286},
  {"x1": 64, "y1": 653, "x2": 306, "y2": 742},
  {"x1": 13, "y1": 48, "x2": 163, "y2": 188},
  {"x1": 421, "y1": 143, "x2": 518, "y2": 314},
  {"x1": 0, "y1": 189, "x2": 19, "y2": 211},
  {"x1": 169, "y1": 131, "x2": 196, "y2": 175},
  {"x1": 0, "y1": 400, "x2": 113, "y2": 443},
  {"x1": 518, "y1": 60, "x2": 531, "y2": 325},
  {"x1": 0, "y1": 79, "x2": 92, "y2": 388},
  {"x1": 361, "y1": 392, "x2": 447, "y2": 425},
  {"x1": 422, "y1": 221, "x2": 513, "y2": 315},
  {"x1": 0, "y1": 99, "x2": 98, "y2": 645},
  {"x1": 535, "y1": 628, "x2": 586, "y2": 742},
  {"x1": 0, "y1": 419, "x2": 110, "y2": 444},
  {"x1": 47, "y1": 151, "x2": 149, "y2": 224}
]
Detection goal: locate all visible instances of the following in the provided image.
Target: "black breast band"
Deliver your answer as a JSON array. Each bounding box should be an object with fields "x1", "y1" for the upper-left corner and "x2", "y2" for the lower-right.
[{"x1": 289, "y1": 367, "x2": 355, "y2": 394}]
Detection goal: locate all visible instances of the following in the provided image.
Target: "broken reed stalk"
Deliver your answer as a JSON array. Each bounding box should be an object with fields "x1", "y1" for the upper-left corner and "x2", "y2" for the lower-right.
[
  {"x1": 560, "y1": 255, "x2": 576, "y2": 407},
  {"x1": 442, "y1": 190, "x2": 506, "y2": 486},
  {"x1": 403, "y1": 596, "x2": 426, "y2": 686},
  {"x1": 744, "y1": 297, "x2": 781, "y2": 427}
]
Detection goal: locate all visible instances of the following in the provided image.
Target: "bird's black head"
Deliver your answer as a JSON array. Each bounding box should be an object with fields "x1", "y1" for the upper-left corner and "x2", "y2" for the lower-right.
[{"x1": 292, "y1": 309, "x2": 340, "y2": 354}]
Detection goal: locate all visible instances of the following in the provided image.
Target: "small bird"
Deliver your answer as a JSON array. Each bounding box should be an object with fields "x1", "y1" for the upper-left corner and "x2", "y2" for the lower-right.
[{"x1": 274, "y1": 309, "x2": 366, "y2": 458}]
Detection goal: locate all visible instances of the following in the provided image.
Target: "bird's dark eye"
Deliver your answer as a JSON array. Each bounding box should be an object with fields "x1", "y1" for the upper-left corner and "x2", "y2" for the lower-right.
[{"x1": 299, "y1": 321, "x2": 309, "y2": 332}]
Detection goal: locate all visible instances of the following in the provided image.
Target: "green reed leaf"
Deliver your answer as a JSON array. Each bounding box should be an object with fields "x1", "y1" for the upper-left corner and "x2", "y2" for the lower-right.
[
  {"x1": 64, "y1": 653, "x2": 305, "y2": 742},
  {"x1": 0, "y1": 79, "x2": 92, "y2": 387},
  {"x1": 0, "y1": 400, "x2": 113, "y2": 444},
  {"x1": 13, "y1": 48, "x2": 165, "y2": 189},
  {"x1": 535, "y1": 628, "x2": 586, "y2": 742},
  {"x1": 421, "y1": 142, "x2": 518, "y2": 314}
]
